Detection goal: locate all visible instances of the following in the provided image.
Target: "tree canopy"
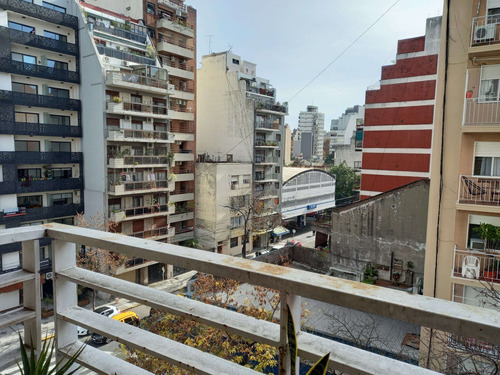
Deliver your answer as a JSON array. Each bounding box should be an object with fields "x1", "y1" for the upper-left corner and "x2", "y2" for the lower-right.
[{"x1": 328, "y1": 163, "x2": 360, "y2": 200}]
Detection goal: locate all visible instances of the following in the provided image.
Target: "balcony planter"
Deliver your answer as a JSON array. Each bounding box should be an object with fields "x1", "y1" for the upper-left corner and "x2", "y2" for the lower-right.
[
  {"x1": 109, "y1": 158, "x2": 124, "y2": 168},
  {"x1": 107, "y1": 101, "x2": 123, "y2": 112},
  {"x1": 109, "y1": 130, "x2": 125, "y2": 140},
  {"x1": 484, "y1": 259, "x2": 500, "y2": 281},
  {"x1": 110, "y1": 211, "x2": 126, "y2": 222}
]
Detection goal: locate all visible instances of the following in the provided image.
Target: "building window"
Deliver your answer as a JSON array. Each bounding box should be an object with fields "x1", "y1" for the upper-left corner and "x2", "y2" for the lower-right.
[
  {"x1": 276, "y1": 134, "x2": 281, "y2": 142},
  {"x1": 242, "y1": 175, "x2": 250, "y2": 184},
  {"x1": 275, "y1": 166, "x2": 280, "y2": 174},
  {"x1": 50, "y1": 193, "x2": 73, "y2": 206},
  {"x1": 2, "y1": 252, "x2": 20, "y2": 271},
  {"x1": 15, "y1": 112, "x2": 39, "y2": 123},
  {"x1": 230, "y1": 216, "x2": 242, "y2": 229},
  {"x1": 231, "y1": 175, "x2": 239, "y2": 189},
  {"x1": 230, "y1": 237, "x2": 238, "y2": 248},
  {"x1": 11, "y1": 52, "x2": 36, "y2": 65},
  {"x1": 18, "y1": 168, "x2": 41, "y2": 180},
  {"x1": 48, "y1": 87, "x2": 69, "y2": 98},
  {"x1": 52, "y1": 168, "x2": 72, "y2": 179},
  {"x1": 474, "y1": 142, "x2": 500, "y2": 176},
  {"x1": 232, "y1": 58, "x2": 239, "y2": 65},
  {"x1": 50, "y1": 141, "x2": 71, "y2": 152},
  {"x1": 42, "y1": 1, "x2": 66, "y2": 13},
  {"x1": 12, "y1": 82, "x2": 37, "y2": 94},
  {"x1": 50, "y1": 115, "x2": 71, "y2": 125},
  {"x1": 47, "y1": 59, "x2": 68, "y2": 70},
  {"x1": 44, "y1": 30, "x2": 67, "y2": 42},
  {"x1": 8, "y1": 21, "x2": 34, "y2": 33},
  {"x1": 18, "y1": 195, "x2": 43, "y2": 208},
  {"x1": 147, "y1": 2, "x2": 155, "y2": 14},
  {"x1": 15, "y1": 140, "x2": 40, "y2": 152},
  {"x1": 275, "y1": 150, "x2": 281, "y2": 157}
]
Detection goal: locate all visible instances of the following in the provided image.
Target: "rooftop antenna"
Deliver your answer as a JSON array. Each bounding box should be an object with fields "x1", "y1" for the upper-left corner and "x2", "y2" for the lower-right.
[{"x1": 207, "y1": 34, "x2": 213, "y2": 54}]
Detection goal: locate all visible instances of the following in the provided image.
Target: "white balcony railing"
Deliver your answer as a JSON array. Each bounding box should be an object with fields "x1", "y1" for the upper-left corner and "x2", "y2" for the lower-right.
[
  {"x1": 463, "y1": 98, "x2": 500, "y2": 125},
  {"x1": 453, "y1": 247, "x2": 500, "y2": 283},
  {"x1": 1, "y1": 225, "x2": 500, "y2": 374},
  {"x1": 458, "y1": 175, "x2": 500, "y2": 206},
  {"x1": 470, "y1": 16, "x2": 500, "y2": 47}
]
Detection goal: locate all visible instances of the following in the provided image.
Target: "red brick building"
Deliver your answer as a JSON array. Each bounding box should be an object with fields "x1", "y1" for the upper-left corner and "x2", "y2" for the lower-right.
[{"x1": 359, "y1": 17, "x2": 441, "y2": 200}]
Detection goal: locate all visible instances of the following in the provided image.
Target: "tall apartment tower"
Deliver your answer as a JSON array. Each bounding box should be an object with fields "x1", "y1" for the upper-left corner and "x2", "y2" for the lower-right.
[
  {"x1": 87, "y1": 0, "x2": 197, "y2": 247},
  {"x1": 0, "y1": 0, "x2": 82, "y2": 310},
  {"x1": 359, "y1": 17, "x2": 442, "y2": 200},
  {"x1": 298, "y1": 105, "x2": 325, "y2": 161},
  {"x1": 78, "y1": 1, "x2": 180, "y2": 284},
  {"x1": 425, "y1": 1, "x2": 500, "y2": 318},
  {"x1": 196, "y1": 52, "x2": 286, "y2": 255}
]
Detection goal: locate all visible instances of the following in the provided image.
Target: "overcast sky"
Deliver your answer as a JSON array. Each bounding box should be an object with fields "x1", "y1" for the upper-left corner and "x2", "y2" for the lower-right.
[{"x1": 188, "y1": 0, "x2": 443, "y2": 130}]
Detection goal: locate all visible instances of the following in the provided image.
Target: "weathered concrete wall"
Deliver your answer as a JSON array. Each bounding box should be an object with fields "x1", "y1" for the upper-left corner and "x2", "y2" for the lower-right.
[{"x1": 326, "y1": 180, "x2": 429, "y2": 277}]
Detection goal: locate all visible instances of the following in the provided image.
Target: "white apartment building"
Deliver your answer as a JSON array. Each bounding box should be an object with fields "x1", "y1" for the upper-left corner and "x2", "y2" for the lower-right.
[
  {"x1": 298, "y1": 105, "x2": 325, "y2": 161},
  {"x1": 196, "y1": 51, "x2": 286, "y2": 254}
]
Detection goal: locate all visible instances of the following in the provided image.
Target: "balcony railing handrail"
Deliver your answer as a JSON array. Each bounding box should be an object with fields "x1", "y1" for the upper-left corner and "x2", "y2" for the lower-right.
[
  {"x1": 463, "y1": 97, "x2": 500, "y2": 125},
  {"x1": 0, "y1": 0, "x2": 78, "y2": 28},
  {"x1": 107, "y1": 127, "x2": 171, "y2": 141},
  {"x1": 0, "y1": 121, "x2": 81, "y2": 137},
  {"x1": 92, "y1": 23, "x2": 147, "y2": 43},
  {"x1": 161, "y1": 58, "x2": 194, "y2": 72},
  {"x1": 458, "y1": 174, "x2": 500, "y2": 206},
  {"x1": 158, "y1": 35, "x2": 194, "y2": 51},
  {"x1": 106, "y1": 101, "x2": 168, "y2": 115},
  {"x1": 158, "y1": 16, "x2": 194, "y2": 31},
  {"x1": 96, "y1": 45, "x2": 155, "y2": 66},
  {"x1": 169, "y1": 105, "x2": 193, "y2": 113},
  {"x1": 470, "y1": 15, "x2": 500, "y2": 47},
  {"x1": 110, "y1": 155, "x2": 169, "y2": 166},
  {"x1": 1, "y1": 224, "x2": 500, "y2": 375},
  {"x1": 0, "y1": 90, "x2": 81, "y2": 111},
  {"x1": 106, "y1": 71, "x2": 169, "y2": 90},
  {"x1": 0, "y1": 58, "x2": 79, "y2": 83}
]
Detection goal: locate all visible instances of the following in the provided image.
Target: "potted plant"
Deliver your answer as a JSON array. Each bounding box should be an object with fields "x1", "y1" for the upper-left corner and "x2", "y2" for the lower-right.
[
  {"x1": 484, "y1": 259, "x2": 500, "y2": 280},
  {"x1": 474, "y1": 223, "x2": 500, "y2": 252}
]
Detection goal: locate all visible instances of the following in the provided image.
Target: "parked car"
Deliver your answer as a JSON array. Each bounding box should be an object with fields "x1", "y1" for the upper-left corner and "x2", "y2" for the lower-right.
[
  {"x1": 77, "y1": 305, "x2": 120, "y2": 336},
  {"x1": 91, "y1": 311, "x2": 140, "y2": 345},
  {"x1": 271, "y1": 240, "x2": 302, "y2": 251}
]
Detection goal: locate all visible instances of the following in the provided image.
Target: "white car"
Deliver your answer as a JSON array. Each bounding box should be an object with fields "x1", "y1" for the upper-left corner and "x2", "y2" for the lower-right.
[{"x1": 77, "y1": 305, "x2": 120, "y2": 336}]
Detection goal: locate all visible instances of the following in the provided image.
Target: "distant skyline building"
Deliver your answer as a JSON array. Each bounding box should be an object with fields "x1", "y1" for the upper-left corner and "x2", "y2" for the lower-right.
[
  {"x1": 359, "y1": 17, "x2": 441, "y2": 200},
  {"x1": 329, "y1": 105, "x2": 364, "y2": 155},
  {"x1": 297, "y1": 105, "x2": 325, "y2": 161}
]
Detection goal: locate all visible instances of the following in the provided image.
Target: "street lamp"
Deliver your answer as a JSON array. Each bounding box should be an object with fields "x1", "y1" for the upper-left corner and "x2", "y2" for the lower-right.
[
  {"x1": 222, "y1": 205, "x2": 248, "y2": 259},
  {"x1": 292, "y1": 229, "x2": 296, "y2": 240}
]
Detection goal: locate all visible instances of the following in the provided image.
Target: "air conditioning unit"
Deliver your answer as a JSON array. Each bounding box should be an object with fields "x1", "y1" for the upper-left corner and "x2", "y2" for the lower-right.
[
  {"x1": 124, "y1": 115, "x2": 132, "y2": 121},
  {"x1": 147, "y1": 117, "x2": 153, "y2": 123},
  {"x1": 474, "y1": 24, "x2": 496, "y2": 43},
  {"x1": 45, "y1": 272, "x2": 53, "y2": 280}
]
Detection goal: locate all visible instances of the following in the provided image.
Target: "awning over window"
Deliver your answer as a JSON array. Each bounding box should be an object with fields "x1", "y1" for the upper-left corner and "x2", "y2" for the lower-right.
[{"x1": 273, "y1": 226, "x2": 290, "y2": 236}]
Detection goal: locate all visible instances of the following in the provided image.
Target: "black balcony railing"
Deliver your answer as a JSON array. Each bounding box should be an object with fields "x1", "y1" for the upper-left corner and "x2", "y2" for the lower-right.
[
  {"x1": 256, "y1": 102, "x2": 287, "y2": 114},
  {"x1": 124, "y1": 204, "x2": 169, "y2": 218},
  {"x1": 0, "y1": 151, "x2": 83, "y2": 164},
  {"x1": 92, "y1": 24, "x2": 147, "y2": 44},
  {"x1": 0, "y1": 203, "x2": 83, "y2": 224},
  {"x1": 0, "y1": 180, "x2": 16, "y2": 194},
  {"x1": 0, "y1": 26, "x2": 78, "y2": 56},
  {"x1": 0, "y1": 121, "x2": 82, "y2": 137},
  {"x1": 17, "y1": 178, "x2": 82, "y2": 194},
  {"x1": 0, "y1": 90, "x2": 81, "y2": 111},
  {"x1": 0, "y1": 58, "x2": 79, "y2": 83},
  {"x1": 0, "y1": 0, "x2": 78, "y2": 29},
  {"x1": 96, "y1": 45, "x2": 155, "y2": 65}
]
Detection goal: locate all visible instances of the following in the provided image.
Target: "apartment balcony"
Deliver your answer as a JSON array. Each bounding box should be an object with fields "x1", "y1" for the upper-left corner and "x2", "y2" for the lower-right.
[
  {"x1": 171, "y1": 87, "x2": 194, "y2": 101},
  {"x1": 0, "y1": 26, "x2": 78, "y2": 56},
  {"x1": 161, "y1": 59, "x2": 194, "y2": 80},
  {"x1": 0, "y1": 151, "x2": 82, "y2": 165},
  {"x1": 463, "y1": 97, "x2": 500, "y2": 129},
  {"x1": 107, "y1": 128, "x2": 174, "y2": 143},
  {"x1": 256, "y1": 102, "x2": 288, "y2": 115},
  {"x1": 96, "y1": 45, "x2": 155, "y2": 66},
  {"x1": 173, "y1": 150, "x2": 194, "y2": 162},
  {"x1": 107, "y1": 156, "x2": 170, "y2": 168},
  {"x1": 108, "y1": 180, "x2": 171, "y2": 196},
  {"x1": 110, "y1": 204, "x2": 169, "y2": 223},
  {"x1": 173, "y1": 227, "x2": 195, "y2": 242},
  {"x1": 169, "y1": 192, "x2": 194, "y2": 203},
  {"x1": 157, "y1": 18, "x2": 194, "y2": 38},
  {"x1": 106, "y1": 101, "x2": 169, "y2": 119},
  {"x1": 452, "y1": 247, "x2": 500, "y2": 285},
  {"x1": 255, "y1": 120, "x2": 280, "y2": 131},
  {"x1": 170, "y1": 122, "x2": 194, "y2": 134},
  {"x1": 458, "y1": 175, "x2": 500, "y2": 211},
  {"x1": 255, "y1": 172, "x2": 279, "y2": 182},
  {"x1": 0, "y1": 204, "x2": 82, "y2": 224},
  {"x1": 246, "y1": 86, "x2": 276, "y2": 99},
  {"x1": 174, "y1": 172, "x2": 194, "y2": 182},
  {"x1": 0, "y1": 90, "x2": 81, "y2": 111},
  {"x1": 0, "y1": 121, "x2": 82, "y2": 137},
  {"x1": 16, "y1": 177, "x2": 82, "y2": 194},
  {"x1": 169, "y1": 105, "x2": 194, "y2": 121},
  {"x1": 255, "y1": 155, "x2": 279, "y2": 165},
  {"x1": 1, "y1": 224, "x2": 500, "y2": 375},
  {"x1": 92, "y1": 24, "x2": 147, "y2": 44},
  {"x1": 255, "y1": 187, "x2": 278, "y2": 199},
  {"x1": 255, "y1": 140, "x2": 279, "y2": 149},
  {"x1": 169, "y1": 208, "x2": 194, "y2": 224},
  {"x1": 105, "y1": 71, "x2": 172, "y2": 96},
  {"x1": 158, "y1": 0, "x2": 188, "y2": 14},
  {"x1": 0, "y1": 0, "x2": 78, "y2": 28},
  {"x1": 131, "y1": 226, "x2": 175, "y2": 240},
  {"x1": 0, "y1": 180, "x2": 16, "y2": 194},
  {"x1": 157, "y1": 40, "x2": 194, "y2": 59},
  {"x1": 0, "y1": 58, "x2": 79, "y2": 83},
  {"x1": 469, "y1": 16, "x2": 500, "y2": 54},
  {"x1": 172, "y1": 132, "x2": 194, "y2": 142}
]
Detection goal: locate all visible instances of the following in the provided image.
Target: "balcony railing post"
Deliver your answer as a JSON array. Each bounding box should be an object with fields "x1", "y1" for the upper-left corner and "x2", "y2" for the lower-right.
[
  {"x1": 22, "y1": 239, "x2": 41, "y2": 354},
  {"x1": 279, "y1": 293, "x2": 301, "y2": 375},
  {"x1": 52, "y1": 239, "x2": 78, "y2": 369}
]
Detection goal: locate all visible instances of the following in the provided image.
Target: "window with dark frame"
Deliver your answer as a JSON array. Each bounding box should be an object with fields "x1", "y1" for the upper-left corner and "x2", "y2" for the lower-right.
[{"x1": 230, "y1": 237, "x2": 238, "y2": 248}]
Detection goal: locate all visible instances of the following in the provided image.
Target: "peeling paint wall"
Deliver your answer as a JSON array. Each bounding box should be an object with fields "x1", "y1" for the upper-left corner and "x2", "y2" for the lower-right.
[{"x1": 328, "y1": 180, "x2": 429, "y2": 276}]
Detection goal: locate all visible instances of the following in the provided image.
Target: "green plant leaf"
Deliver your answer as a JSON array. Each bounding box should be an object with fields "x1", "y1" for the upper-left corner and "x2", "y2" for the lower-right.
[
  {"x1": 287, "y1": 304, "x2": 297, "y2": 375},
  {"x1": 306, "y1": 353, "x2": 330, "y2": 375}
]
